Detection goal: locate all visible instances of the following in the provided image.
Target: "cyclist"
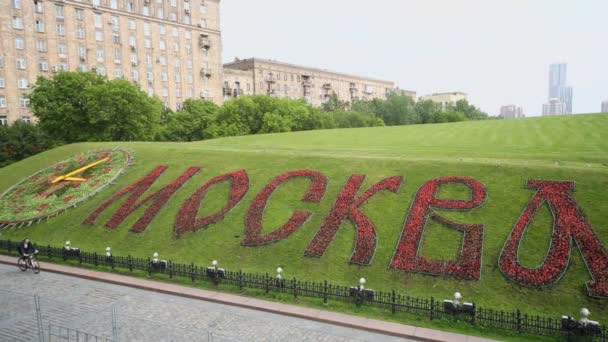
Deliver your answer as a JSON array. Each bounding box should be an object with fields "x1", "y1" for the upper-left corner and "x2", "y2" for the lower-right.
[{"x1": 17, "y1": 238, "x2": 35, "y2": 267}]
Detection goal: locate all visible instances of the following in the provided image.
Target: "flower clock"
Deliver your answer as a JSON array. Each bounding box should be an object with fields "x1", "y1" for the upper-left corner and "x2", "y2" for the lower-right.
[{"x1": 0, "y1": 148, "x2": 132, "y2": 228}]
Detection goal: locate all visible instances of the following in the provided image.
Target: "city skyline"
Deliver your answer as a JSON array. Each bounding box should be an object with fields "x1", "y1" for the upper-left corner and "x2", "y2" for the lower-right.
[{"x1": 221, "y1": 0, "x2": 607, "y2": 117}]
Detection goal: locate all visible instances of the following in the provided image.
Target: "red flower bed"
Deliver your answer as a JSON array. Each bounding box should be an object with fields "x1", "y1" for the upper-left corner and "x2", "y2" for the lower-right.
[
  {"x1": 499, "y1": 180, "x2": 608, "y2": 298},
  {"x1": 14, "y1": 188, "x2": 26, "y2": 197},
  {"x1": 63, "y1": 195, "x2": 74, "y2": 203},
  {"x1": 390, "y1": 177, "x2": 488, "y2": 280},
  {"x1": 175, "y1": 170, "x2": 250, "y2": 236},
  {"x1": 36, "y1": 204, "x2": 49, "y2": 212},
  {"x1": 305, "y1": 175, "x2": 403, "y2": 265},
  {"x1": 242, "y1": 170, "x2": 328, "y2": 246},
  {"x1": 84, "y1": 166, "x2": 201, "y2": 233},
  {"x1": 14, "y1": 206, "x2": 27, "y2": 214}
]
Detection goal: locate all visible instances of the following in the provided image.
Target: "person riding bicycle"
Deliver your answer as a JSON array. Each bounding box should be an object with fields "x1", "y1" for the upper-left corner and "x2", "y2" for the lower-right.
[{"x1": 17, "y1": 238, "x2": 35, "y2": 264}]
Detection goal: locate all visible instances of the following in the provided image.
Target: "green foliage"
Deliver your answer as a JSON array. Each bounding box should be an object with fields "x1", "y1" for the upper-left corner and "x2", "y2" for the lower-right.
[
  {"x1": 29, "y1": 71, "x2": 163, "y2": 143},
  {"x1": 321, "y1": 93, "x2": 348, "y2": 112},
  {"x1": 0, "y1": 121, "x2": 55, "y2": 168},
  {"x1": 162, "y1": 99, "x2": 219, "y2": 141}
]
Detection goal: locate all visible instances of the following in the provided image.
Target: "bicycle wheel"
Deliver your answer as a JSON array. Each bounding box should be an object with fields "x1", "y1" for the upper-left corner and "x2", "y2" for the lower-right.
[
  {"x1": 32, "y1": 260, "x2": 40, "y2": 274},
  {"x1": 17, "y1": 258, "x2": 27, "y2": 272}
]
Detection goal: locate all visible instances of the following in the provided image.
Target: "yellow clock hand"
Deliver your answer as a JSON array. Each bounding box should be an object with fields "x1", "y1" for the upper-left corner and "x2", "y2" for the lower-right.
[{"x1": 52, "y1": 157, "x2": 110, "y2": 184}]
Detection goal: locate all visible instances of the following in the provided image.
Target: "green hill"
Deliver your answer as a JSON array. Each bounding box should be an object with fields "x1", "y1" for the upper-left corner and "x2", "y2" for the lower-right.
[{"x1": 1, "y1": 114, "x2": 607, "y2": 330}]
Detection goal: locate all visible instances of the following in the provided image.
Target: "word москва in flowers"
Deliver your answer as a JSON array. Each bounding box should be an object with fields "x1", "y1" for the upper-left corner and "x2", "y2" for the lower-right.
[{"x1": 80, "y1": 166, "x2": 608, "y2": 298}]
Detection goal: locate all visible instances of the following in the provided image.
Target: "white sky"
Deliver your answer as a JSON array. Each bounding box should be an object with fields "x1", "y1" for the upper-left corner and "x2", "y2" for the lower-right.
[{"x1": 220, "y1": 0, "x2": 607, "y2": 116}]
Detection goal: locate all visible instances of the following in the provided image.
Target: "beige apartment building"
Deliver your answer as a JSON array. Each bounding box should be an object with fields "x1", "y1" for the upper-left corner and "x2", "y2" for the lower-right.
[
  {"x1": 222, "y1": 58, "x2": 413, "y2": 106},
  {"x1": 419, "y1": 92, "x2": 467, "y2": 109},
  {"x1": 0, "y1": 0, "x2": 223, "y2": 125}
]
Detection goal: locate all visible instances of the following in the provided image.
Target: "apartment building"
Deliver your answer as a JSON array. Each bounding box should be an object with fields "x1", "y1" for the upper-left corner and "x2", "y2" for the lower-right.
[
  {"x1": 222, "y1": 58, "x2": 409, "y2": 106},
  {"x1": 419, "y1": 92, "x2": 467, "y2": 109},
  {"x1": 602, "y1": 100, "x2": 608, "y2": 113},
  {"x1": 0, "y1": 0, "x2": 223, "y2": 125},
  {"x1": 499, "y1": 105, "x2": 525, "y2": 119}
]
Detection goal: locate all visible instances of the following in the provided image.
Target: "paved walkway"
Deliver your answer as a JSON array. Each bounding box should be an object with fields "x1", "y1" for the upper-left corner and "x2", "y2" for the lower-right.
[{"x1": 0, "y1": 255, "x2": 497, "y2": 342}]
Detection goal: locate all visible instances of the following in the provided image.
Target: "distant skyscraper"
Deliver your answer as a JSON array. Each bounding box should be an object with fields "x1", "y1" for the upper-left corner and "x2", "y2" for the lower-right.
[
  {"x1": 602, "y1": 100, "x2": 608, "y2": 113},
  {"x1": 499, "y1": 105, "x2": 525, "y2": 119},
  {"x1": 546, "y1": 63, "x2": 573, "y2": 114}
]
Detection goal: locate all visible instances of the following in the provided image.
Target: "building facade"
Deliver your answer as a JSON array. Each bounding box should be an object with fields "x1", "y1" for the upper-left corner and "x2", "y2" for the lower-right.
[
  {"x1": 222, "y1": 58, "x2": 408, "y2": 106},
  {"x1": 602, "y1": 100, "x2": 608, "y2": 113},
  {"x1": 418, "y1": 92, "x2": 467, "y2": 109},
  {"x1": 0, "y1": 0, "x2": 223, "y2": 125},
  {"x1": 546, "y1": 63, "x2": 573, "y2": 114},
  {"x1": 499, "y1": 105, "x2": 525, "y2": 119},
  {"x1": 542, "y1": 98, "x2": 566, "y2": 116}
]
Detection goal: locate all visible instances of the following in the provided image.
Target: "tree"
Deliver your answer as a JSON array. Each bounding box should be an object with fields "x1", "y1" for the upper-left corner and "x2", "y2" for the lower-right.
[
  {"x1": 29, "y1": 71, "x2": 163, "y2": 142},
  {"x1": 0, "y1": 120, "x2": 55, "y2": 167},
  {"x1": 321, "y1": 93, "x2": 348, "y2": 112},
  {"x1": 162, "y1": 99, "x2": 219, "y2": 141}
]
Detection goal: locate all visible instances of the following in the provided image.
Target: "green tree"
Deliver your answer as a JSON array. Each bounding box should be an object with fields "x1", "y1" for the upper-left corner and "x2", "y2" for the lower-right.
[
  {"x1": 321, "y1": 93, "x2": 348, "y2": 112},
  {"x1": 163, "y1": 99, "x2": 219, "y2": 141},
  {"x1": 0, "y1": 121, "x2": 55, "y2": 167},
  {"x1": 29, "y1": 71, "x2": 163, "y2": 142}
]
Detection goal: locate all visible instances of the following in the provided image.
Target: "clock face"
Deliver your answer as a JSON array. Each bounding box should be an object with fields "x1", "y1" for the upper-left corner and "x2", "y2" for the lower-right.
[{"x1": 0, "y1": 149, "x2": 131, "y2": 227}]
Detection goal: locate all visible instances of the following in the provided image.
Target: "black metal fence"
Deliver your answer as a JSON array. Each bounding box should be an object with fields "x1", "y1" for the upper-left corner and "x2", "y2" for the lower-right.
[{"x1": 1, "y1": 239, "x2": 605, "y2": 342}]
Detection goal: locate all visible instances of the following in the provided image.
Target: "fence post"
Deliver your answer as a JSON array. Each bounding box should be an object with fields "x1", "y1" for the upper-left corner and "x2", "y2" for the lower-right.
[
  {"x1": 191, "y1": 263, "x2": 195, "y2": 282},
  {"x1": 323, "y1": 280, "x2": 328, "y2": 305},
  {"x1": 430, "y1": 296, "x2": 435, "y2": 320},
  {"x1": 471, "y1": 302, "x2": 476, "y2": 324},
  {"x1": 265, "y1": 273, "x2": 270, "y2": 294},
  {"x1": 128, "y1": 255, "x2": 133, "y2": 272},
  {"x1": 148, "y1": 257, "x2": 152, "y2": 276},
  {"x1": 78, "y1": 250, "x2": 82, "y2": 265},
  {"x1": 517, "y1": 308, "x2": 522, "y2": 334},
  {"x1": 169, "y1": 261, "x2": 173, "y2": 279},
  {"x1": 47, "y1": 244, "x2": 51, "y2": 260},
  {"x1": 391, "y1": 290, "x2": 396, "y2": 314},
  {"x1": 6, "y1": 239, "x2": 10, "y2": 254},
  {"x1": 238, "y1": 270, "x2": 243, "y2": 290},
  {"x1": 293, "y1": 277, "x2": 298, "y2": 298},
  {"x1": 93, "y1": 252, "x2": 97, "y2": 266}
]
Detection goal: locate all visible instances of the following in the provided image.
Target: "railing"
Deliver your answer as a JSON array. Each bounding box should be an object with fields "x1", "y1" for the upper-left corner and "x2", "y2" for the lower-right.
[{"x1": 1, "y1": 239, "x2": 605, "y2": 342}]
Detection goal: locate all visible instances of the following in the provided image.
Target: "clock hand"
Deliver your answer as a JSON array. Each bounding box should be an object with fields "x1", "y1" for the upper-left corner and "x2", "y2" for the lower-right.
[{"x1": 52, "y1": 157, "x2": 110, "y2": 184}]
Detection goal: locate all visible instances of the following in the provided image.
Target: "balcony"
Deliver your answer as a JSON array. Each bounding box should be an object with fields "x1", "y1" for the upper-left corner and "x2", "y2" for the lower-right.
[
  {"x1": 199, "y1": 92, "x2": 213, "y2": 101},
  {"x1": 302, "y1": 80, "x2": 312, "y2": 87},
  {"x1": 322, "y1": 83, "x2": 332, "y2": 90},
  {"x1": 233, "y1": 89, "x2": 243, "y2": 97},
  {"x1": 265, "y1": 76, "x2": 276, "y2": 83},
  {"x1": 200, "y1": 68, "x2": 212, "y2": 77},
  {"x1": 223, "y1": 86, "x2": 232, "y2": 96},
  {"x1": 198, "y1": 36, "x2": 211, "y2": 49}
]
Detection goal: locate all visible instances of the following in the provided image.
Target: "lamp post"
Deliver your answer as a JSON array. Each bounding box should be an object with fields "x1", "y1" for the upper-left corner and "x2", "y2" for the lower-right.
[
  {"x1": 359, "y1": 278, "x2": 366, "y2": 291},
  {"x1": 105, "y1": 247, "x2": 112, "y2": 258},
  {"x1": 152, "y1": 252, "x2": 159, "y2": 263},
  {"x1": 580, "y1": 308, "x2": 590, "y2": 326},
  {"x1": 65, "y1": 240, "x2": 71, "y2": 250},
  {"x1": 454, "y1": 292, "x2": 462, "y2": 307}
]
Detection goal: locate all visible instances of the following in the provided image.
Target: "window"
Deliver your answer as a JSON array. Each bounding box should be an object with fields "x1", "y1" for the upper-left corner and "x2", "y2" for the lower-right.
[
  {"x1": 20, "y1": 98, "x2": 30, "y2": 108},
  {"x1": 157, "y1": 8, "x2": 164, "y2": 19},
  {"x1": 79, "y1": 64, "x2": 88, "y2": 72},
  {"x1": 35, "y1": 20, "x2": 45, "y2": 32},
  {"x1": 183, "y1": 1, "x2": 189, "y2": 10},
  {"x1": 15, "y1": 37, "x2": 25, "y2": 50},
  {"x1": 95, "y1": 30, "x2": 104, "y2": 41},
  {"x1": 129, "y1": 36, "x2": 137, "y2": 47},
  {"x1": 60, "y1": 63, "x2": 68, "y2": 71},
  {"x1": 110, "y1": 16, "x2": 119, "y2": 31},
  {"x1": 159, "y1": 39, "x2": 166, "y2": 50},
  {"x1": 147, "y1": 71, "x2": 153, "y2": 81},
  {"x1": 186, "y1": 60, "x2": 192, "y2": 69},
  {"x1": 130, "y1": 53, "x2": 138, "y2": 65},
  {"x1": 185, "y1": 31, "x2": 192, "y2": 40},
  {"x1": 147, "y1": 87, "x2": 154, "y2": 96},
  {"x1": 175, "y1": 73, "x2": 181, "y2": 82},
  {"x1": 0, "y1": 98, "x2": 6, "y2": 109},
  {"x1": 170, "y1": 0, "x2": 176, "y2": 6},
  {"x1": 56, "y1": 23, "x2": 66, "y2": 36},
  {"x1": 13, "y1": 0, "x2": 22, "y2": 9},
  {"x1": 143, "y1": 6, "x2": 149, "y2": 16},
  {"x1": 185, "y1": 44, "x2": 192, "y2": 54},
  {"x1": 21, "y1": 116, "x2": 31, "y2": 124},
  {"x1": 176, "y1": 87, "x2": 181, "y2": 97},
  {"x1": 172, "y1": 27, "x2": 178, "y2": 37},
  {"x1": 76, "y1": 26, "x2": 85, "y2": 39},
  {"x1": 159, "y1": 25, "x2": 166, "y2": 35},
  {"x1": 132, "y1": 70, "x2": 139, "y2": 81},
  {"x1": 183, "y1": 15, "x2": 190, "y2": 24},
  {"x1": 143, "y1": 23, "x2": 151, "y2": 36},
  {"x1": 187, "y1": 88, "x2": 193, "y2": 98},
  {"x1": 39, "y1": 59, "x2": 49, "y2": 71},
  {"x1": 110, "y1": 0, "x2": 118, "y2": 9},
  {"x1": 173, "y1": 42, "x2": 179, "y2": 52},
  {"x1": 92, "y1": 0, "x2": 101, "y2": 6},
  {"x1": 170, "y1": 12, "x2": 177, "y2": 21},
  {"x1": 112, "y1": 32, "x2": 120, "y2": 44},
  {"x1": 129, "y1": 19, "x2": 136, "y2": 30},
  {"x1": 16, "y1": 57, "x2": 27, "y2": 69},
  {"x1": 127, "y1": 2, "x2": 135, "y2": 12},
  {"x1": 187, "y1": 73, "x2": 193, "y2": 84},
  {"x1": 115, "y1": 67, "x2": 123, "y2": 78},
  {"x1": 175, "y1": 58, "x2": 180, "y2": 67},
  {"x1": 96, "y1": 66, "x2": 106, "y2": 76},
  {"x1": 114, "y1": 47, "x2": 122, "y2": 61},
  {"x1": 57, "y1": 42, "x2": 67, "y2": 56},
  {"x1": 18, "y1": 77, "x2": 29, "y2": 89},
  {"x1": 55, "y1": 4, "x2": 64, "y2": 18},
  {"x1": 75, "y1": 8, "x2": 84, "y2": 20},
  {"x1": 162, "y1": 88, "x2": 168, "y2": 96},
  {"x1": 0, "y1": 77, "x2": 4, "y2": 88},
  {"x1": 144, "y1": 38, "x2": 151, "y2": 48},
  {"x1": 159, "y1": 55, "x2": 166, "y2": 66},
  {"x1": 161, "y1": 72, "x2": 167, "y2": 81},
  {"x1": 146, "y1": 54, "x2": 152, "y2": 66},
  {"x1": 200, "y1": 1, "x2": 206, "y2": 13},
  {"x1": 96, "y1": 47, "x2": 105, "y2": 61},
  {"x1": 13, "y1": 17, "x2": 24, "y2": 29},
  {"x1": 94, "y1": 14, "x2": 103, "y2": 28},
  {"x1": 35, "y1": 2, "x2": 43, "y2": 13},
  {"x1": 78, "y1": 45, "x2": 87, "y2": 59}
]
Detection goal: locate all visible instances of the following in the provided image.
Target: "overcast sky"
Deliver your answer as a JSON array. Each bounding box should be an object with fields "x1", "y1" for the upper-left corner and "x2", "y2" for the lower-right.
[{"x1": 220, "y1": 0, "x2": 607, "y2": 116}]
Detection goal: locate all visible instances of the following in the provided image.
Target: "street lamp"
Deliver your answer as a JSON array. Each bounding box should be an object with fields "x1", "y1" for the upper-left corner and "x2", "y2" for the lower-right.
[
  {"x1": 65, "y1": 240, "x2": 71, "y2": 250},
  {"x1": 454, "y1": 292, "x2": 462, "y2": 307},
  {"x1": 359, "y1": 277, "x2": 366, "y2": 291},
  {"x1": 105, "y1": 247, "x2": 112, "y2": 257},
  {"x1": 152, "y1": 252, "x2": 159, "y2": 263},
  {"x1": 276, "y1": 267, "x2": 283, "y2": 280}
]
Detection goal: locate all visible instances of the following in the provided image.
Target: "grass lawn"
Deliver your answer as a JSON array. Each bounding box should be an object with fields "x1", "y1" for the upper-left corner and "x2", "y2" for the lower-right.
[{"x1": 1, "y1": 114, "x2": 607, "y2": 340}]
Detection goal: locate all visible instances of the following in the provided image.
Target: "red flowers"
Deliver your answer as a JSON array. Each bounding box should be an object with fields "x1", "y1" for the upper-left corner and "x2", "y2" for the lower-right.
[
  {"x1": 176, "y1": 170, "x2": 250, "y2": 236},
  {"x1": 84, "y1": 166, "x2": 201, "y2": 233},
  {"x1": 390, "y1": 177, "x2": 488, "y2": 280},
  {"x1": 499, "y1": 180, "x2": 608, "y2": 298},
  {"x1": 242, "y1": 170, "x2": 328, "y2": 246},
  {"x1": 305, "y1": 175, "x2": 403, "y2": 265},
  {"x1": 36, "y1": 204, "x2": 49, "y2": 212}
]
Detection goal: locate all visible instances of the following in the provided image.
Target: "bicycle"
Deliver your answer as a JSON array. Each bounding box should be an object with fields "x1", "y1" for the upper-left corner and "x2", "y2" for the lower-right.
[{"x1": 18, "y1": 250, "x2": 40, "y2": 274}]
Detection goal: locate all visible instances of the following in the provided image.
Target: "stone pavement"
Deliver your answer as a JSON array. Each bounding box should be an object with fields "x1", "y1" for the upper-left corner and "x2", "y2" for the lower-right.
[{"x1": 0, "y1": 255, "x2": 499, "y2": 342}]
